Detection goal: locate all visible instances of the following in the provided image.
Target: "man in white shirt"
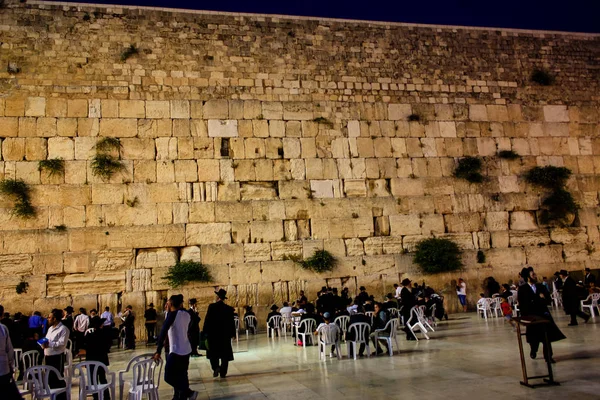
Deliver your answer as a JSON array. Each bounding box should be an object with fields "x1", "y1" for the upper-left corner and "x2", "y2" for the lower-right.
[
  {"x1": 73, "y1": 308, "x2": 89, "y2": 354},
  {"x1": 153, "y1": 295, "x2": 198, "y2": 400},
  {"x1": 394, "y1": 284, "x2": 402, "y2": 299},
  {"x1": 43, "y1": 309, "x2": 69, "y2": 400},
  {"x1": 100, "y1": 306, "x2": 114, "y2": 351}
]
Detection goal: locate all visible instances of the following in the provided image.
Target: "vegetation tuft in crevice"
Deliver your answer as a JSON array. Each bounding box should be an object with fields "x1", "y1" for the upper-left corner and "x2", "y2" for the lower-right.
[
  {"x1": 296, "y1": 249, "x2": 337, "y2": 273},
  {"x1": 413, "y1": 238, "x2": 463, "y2": 274},
  {"x1": 120, "y1": 44, "x2": 139, "y2": 62},
  {"x1": 313, "y1": 117, "x2": 334, "y2": 128},
  {"x1": 91, "y1": 154, "x2": 125, "y2": 180},
  {"x1": 0, "y1": 179, "x2": 36, "y2": 219},
  {"x1": 16, "y1": 279, "x2": 29, "y2": 295},
  {"x1": 497, "y1": 150, "x2": 520, "y2": 160},
  {"x1": 530, "y1": 69, "x2": 554, "y2": 86},
  {"x1": 454, "y1": 156, "x2": 484, "y2": 183},
  {"x1": 525, "y1": 166, "x2": 577, "y2": 227},
  {"x1": 38, "y1": 158, "x2": 65, "y2": 177},
  {"x1": 164, "y1": 260, "x2": 212, "y2": 288}
]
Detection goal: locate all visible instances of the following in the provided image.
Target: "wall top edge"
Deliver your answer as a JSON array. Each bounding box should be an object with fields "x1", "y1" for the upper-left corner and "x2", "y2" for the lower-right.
[{"x1": 26, "y1": 0, "x2": 600, "y2": 38}]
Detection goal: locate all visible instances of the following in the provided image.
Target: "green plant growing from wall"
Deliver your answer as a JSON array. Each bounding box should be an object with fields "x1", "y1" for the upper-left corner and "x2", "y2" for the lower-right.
[
  {"x1": 407, "y1": 113, "x2": 421, "y2": 122},
  {"x1": 38, "y1": 158, "x2": 65, "y2": 177},
  {"x1": 16, "y1": 279, "x2": 29, "y2": 295},
  {"x1": 120, "y1": 44, "x2": 139, "y2": 62},
  {"x1": 497, "y1": 150, "x2": 520, "y2": 160},
  {"x1": 95, "y1": 137, "x2": 122, "y2": 153},
  {"x1": 477, "y1": 250, "x2": 486, "y2": 264},
  {"x1": 296, "y1": 249, "x2": 337, "y2": 273},
  {"x1": 164, "y1": 260, "x2": 213, "y2": 288},
  {"x1": 531, "y1": 69, "x2": 554, "y2": 86},
  {"x1": 54, "y1": 224, "x2": 67, "y2": 232},
  {"x1": 92, "y1": 154, "x2": 125, "y2": 180},
  {"x1": 454, "y1": 156, "x2": 484, "y2": 183},
  {"x1": 413, "y1": 238, "x2": 463, "y2": 274},
  {"x1": 312, "y1": 117, "x2": 334, "y2": 128},
  {"x1": 524, "y1": 166, "x2": 577, "y2": 227},
  {"x1": 0, "y1": 178, "x2": 36, "y2": 219}
]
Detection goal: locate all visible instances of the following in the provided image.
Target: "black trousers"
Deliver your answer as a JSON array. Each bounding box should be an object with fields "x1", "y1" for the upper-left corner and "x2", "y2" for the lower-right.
[
  {"x1": 90, "y1": 364, "x2": 110, "y2": 400},
  {"x1": 570, "y1": 311, "x2": 589, "y2": 324},
  {"x1": 0, "y1": 373, "x2": 22, "y2": 400},
  {"x1": 145, "y1": 323, "x2": 156, "y2": 343},
  {"x1": 125, "y1": 326, "x2": 135, "y2": 349},
  {"x1": 530, "y1": 340, "x2": 553, "y2": 360},
  {"x1": 209, "y1": 357, "x2": 229, "y2": 377},
  {"x1": 44, "y1": 353, "x2": 66, "y2": 400},
  {"x1": 165, "y1": 353, "x2": 191, "y2": 400}
]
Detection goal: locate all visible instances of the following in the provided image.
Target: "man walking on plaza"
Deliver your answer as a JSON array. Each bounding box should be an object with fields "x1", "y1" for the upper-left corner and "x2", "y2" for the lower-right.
[
  {"x1": 188, "y1": 299, "x2": 201, "y2": 357},
  {"x1": 203, "y1": 289, "x2": 235, "y2": 378},
  {"x1": 153, "y1": 294, "x2": 198, "y2": 400},
  {"x1": 560, "y1": 269, "x2": 590, "y2": 326}
]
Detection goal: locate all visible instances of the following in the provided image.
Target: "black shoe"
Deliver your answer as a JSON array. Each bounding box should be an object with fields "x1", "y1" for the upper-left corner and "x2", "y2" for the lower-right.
[
  {"x1": 213, "y1": 367, "x2": 219, "y2": 378},
  {"x1": 530, "y1": 351, "x2": 536, "y2": 359},
  {"x1": 220, "y1": 374, "x2": 227, "y2": 378},
  {"x1": 568, "y1": 323, "x2": 578, "y2": 326},
  {"x1": 584, "y1": 315, "x2": 590, "y2": 324}
]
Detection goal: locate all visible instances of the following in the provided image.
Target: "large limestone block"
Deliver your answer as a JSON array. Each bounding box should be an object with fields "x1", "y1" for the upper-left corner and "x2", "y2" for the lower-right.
[
  {"x1": 98, "y1": 294, "x2": 119, "y2": 316},
  {"x1": 32, "y1": 253, "x2": 63, "y2": 275},
  {"x1": 310, "y1": 180, "x2": 335, "y2": 198},
  {"x1": 63, "y1": 252, "x2": 90, "y2": 273},
  {"x1": 421, "y1": 214, "x2": 445, "y2": 235},
  {"x1": 243, "y1": 243, "x2": 271, "y2": 262},
  {"x1": 390, "y1": 178, "x2": 424, "y2": 196},
  {"x1": 344, "y1": 180, "x2": 367, "y2": 197},
  {"x1": 362, "y1": 255, "x2": 396, "y2": 276},
  {"x1": 525, "y1": 245, "x2": 563, "y2": 264},
  {"x1": 251, "y1": 220, "x2": 284, "y2": 243},
  {"x1": 92, "y1": 249, "x2": 135, "y2": 272},
  {"x1": 367, "y1": 179, "x2": 391, "y2": 197},
  {"x1": 127, "y1": 269, "x2": 152, "y2": 292},
  {"x1": 282, "y1": 102, "x2": 313, "y2": 120},
  {"x1": 389, "y1": 214, "x2": 420, "y2": 236},
  {"x1": 240, "y1": 182, "x2": 277, "y2": 201},
  {"x1": 33, "y1": 296, "x2": 72, "y2": 315},
  {"x1": 186, "y1": 223, "x2": 231, "y2": 245},
  {"x1": 215, "y1": 202, "x2": 253, "y2": 222},
  {"x1": 71, "y1": 294, "x2": 99, "y2": 313},
  {"x1": 364, "y1": 237, "x2": 383, "y2": 255},
  {"x1": 48, "y1": 137, "x2": 74, "y2": 160},
  {"x1": 121, "y1": 138, "x2": 155, "y2": 160},
  {"x1": 145, "y1": 101, "x2": 170, "y2": 119},
  {"x1": 509, "y1": 230, "x2": 551, "y2": 247},
  {"x1": 272, "y1": 241, "x2": 303, "y2": 261},
  {"x1": 435, "y1": 233, "x2": 475, "y2": 249},
  {"x1": 208, "y1": 120, "x2": 238, "y2": 138},
  {"x1": 0, "y1": 254, "x2": 33, "y2": 276},
  {"x1": 201, "y1": 244, "x2": 243, "y2": 266},
  {"x1": 119, "y1": 100, "x2": 145, "y2": 118},
  {"x1": 69, "y1": 225, "x2": 186, "y2": 252},
  {"x1": 103, "y1": 204, "x2": 158, "y2": 227},
  {"x1": 278, "y1": 181, "x2": 310, "y2": 200},
  {"x1": 543, "y1": 105, "x2": 569, "y2": 122},
  {"x1": 203, "y1": 100, "x2": 229, "y2": 119},
  {"x1": 99, "y1": 119, "x2": 137, "y2": 137},
  {"x1": 47, "y1": 272, "x2": 126, "y2": 296},
  {"x1": 443, "y1": 213, "x2": 483, "y2": 233},
  {"x1": 549, "y1": 228, "x2": 588, "y2": 244},
  {"x1": 25, "y1": 97, "x2": 46, "y2": 117},
  {"x1": 469, "y1": 105, "x2": 488, "y2": 121},
  {"x1": 485, "y1": 212, "x2": 509, "y2": 231},
  {"x1": 509, "y1": 211, "x2": 538, "y2": 230},
  {"x1": 345, "y1": 238, "x2": 364, "y2": 256},
  {"x1": 179, "y1": 246, "x2": 200, "y2": 262},
  {"x1": 485, "y1": 248, "x2": 526, "y2": 266},
  {"x1": 32, "y1": 185, "x2": 90, "y2": 207},
  {"x1": 388, "y1": 104, "x2": 411, "y2": 121}
]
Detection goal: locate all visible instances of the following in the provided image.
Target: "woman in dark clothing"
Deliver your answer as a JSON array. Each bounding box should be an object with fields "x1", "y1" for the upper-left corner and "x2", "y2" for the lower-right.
[
  {"x1": 84, "y1": 316, "x2": 111, "y2": 400},
  {"x1": 517, "y1": 268, "x2": 565, "y2": 363}
]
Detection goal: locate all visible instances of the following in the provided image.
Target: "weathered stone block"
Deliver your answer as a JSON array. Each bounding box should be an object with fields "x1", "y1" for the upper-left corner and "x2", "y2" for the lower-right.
[
  {"x1": 509, "y1": 230, "x2": 551, "y2": 247},
  {"x1": 485, "y1": 212, "x2": 509, "y2": 231},
  {"x1": 136, "y1": 247, "x2": 179, "y2": 269},
  {"x1": 390, "y1": 214, "x2": 421, "y2": 235},
  {"x1": 186, "y1": 223, "x2": 231, "y2": 245},
  {"x1": 509, "y1": 211, "x2": 538, "y2": 230}
]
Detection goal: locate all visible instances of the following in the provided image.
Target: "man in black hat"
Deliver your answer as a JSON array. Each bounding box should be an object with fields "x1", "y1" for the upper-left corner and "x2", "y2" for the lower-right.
[
  {"x1": 188, "y1": 299, "x2": 201, "y2": 357},
  {"x1": 584, "y1": 267, "x2": 596, "y2": 287},
  {"x1": 559, "y1": 270, "x2": 590, "y2": 326},
  {"x1": 84, "y1": 316, "x2": 111, "y2": 400},
  {"x1": 518, "y1": 268, "x2": 565, "y2": 363},
  {"x1": 203, "y1": 289, "x2": 235, "y2": 378},
  {"x1": 144, "y1": 303, "x2": 157, "y2": 344},
  {"x1": 400, "y1": 278, "x2": 417, "y2": 340},
  {"x1": 122, "y1": 305, "x2": 135, "y2": 350},
  {"x1": 355, "y1": 286, "x2": 369, "y2": 308},
  {"x1": 266, "y1": 305, "x2": 281, "y2": 337},
  {"x1": 62, "y1": 306, "x2": 74, "y2": 333}
]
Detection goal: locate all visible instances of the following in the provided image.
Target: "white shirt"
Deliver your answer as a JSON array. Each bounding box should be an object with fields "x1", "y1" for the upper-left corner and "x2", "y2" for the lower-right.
[
  {"x1": 168, "y1": 309, "x2": 192, "y2": 356},
  {"x1": 457, "y1": 282, "x2": 467, "y2": 296},
  {"x1": 477, "y1": 298, "x2": 488, "y2": 306},
  {"x1": 74, "y1": 314, "x2": 89, "y2": 333},
  {"x1": 45, "y1": 322, "x2": 69, "y2": 356},
  {"x1": 280, "y1": 306, "x2": 293, "y2": 315},
  {"x1": 101, "y1": 311, "x2": 114, "y2": 327},
  {"x1": 395, "y1": 286, "x2": 402, "y2": 298}
]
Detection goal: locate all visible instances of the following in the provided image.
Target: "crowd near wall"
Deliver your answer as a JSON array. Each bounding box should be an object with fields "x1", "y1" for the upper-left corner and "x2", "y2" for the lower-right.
[{"x1": 0, "y1": 0, "x2": 599, "y2": 339}]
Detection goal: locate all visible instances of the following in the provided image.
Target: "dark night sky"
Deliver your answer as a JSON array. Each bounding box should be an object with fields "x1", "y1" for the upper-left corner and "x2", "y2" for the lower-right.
[{"x1": 55, "y1": 0, "x2": 600, "y2": 33}]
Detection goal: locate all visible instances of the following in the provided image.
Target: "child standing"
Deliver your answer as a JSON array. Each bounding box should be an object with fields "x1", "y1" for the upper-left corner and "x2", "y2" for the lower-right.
[{"x1": 500, "y1": 297, "x2": 517, "y2": 331}]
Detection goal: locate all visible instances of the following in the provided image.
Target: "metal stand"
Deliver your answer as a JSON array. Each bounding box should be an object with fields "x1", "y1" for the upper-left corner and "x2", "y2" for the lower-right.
[{"x1": 514, "y1": 317, "x2": 560, "y2": 388}]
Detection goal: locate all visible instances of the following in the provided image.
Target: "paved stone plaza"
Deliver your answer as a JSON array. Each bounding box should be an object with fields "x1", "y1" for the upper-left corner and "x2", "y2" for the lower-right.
[{"x1": 100, "y1": 312, "x2": 599, "y2": 399}]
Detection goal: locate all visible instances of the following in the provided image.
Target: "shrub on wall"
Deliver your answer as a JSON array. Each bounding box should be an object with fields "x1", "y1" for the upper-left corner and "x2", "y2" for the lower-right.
[
  {"x1": 524, "y1": 166, "x2": 571, "y2": 190},
  {"x1": 164, "y1": 261, "x2": 212, "y2": 288},
  {"x1": 38, "y1": 158, "x2": 65, "y2": 177},
  {"x1": 298, "y1": 250, "x2": 337, "y2": 273},
  {"x1": 497, "y1": 150, "x2": 520, "y2": 160},
  {"x1": 0, "y1": 179, "x2": 36, "y2": 219},
  {"x1": 16, "y1": 280, "x2": 29, "y2": 295},
  {"x1": 453, "y1": 157, "x2": 484, "y2": 183},
  {"x1": 413, "y1": 238, "x2": 463, "y2": 274},
  {"x1": 524, "y1": 166, "x2": 577, "y2": 227}
]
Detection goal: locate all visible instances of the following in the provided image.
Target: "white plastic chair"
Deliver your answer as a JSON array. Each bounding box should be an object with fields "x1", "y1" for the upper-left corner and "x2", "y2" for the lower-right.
[
  {"x1": 234, "y1": 317, "x2": 239, "y2": 342},
  {"x1": 334, "y1": 315, "x2": 350, "y2": 340},
  {"x1": 128, "y1": 358, "x2": 162, "y2": 400},
  {"x1": 66, "y1": 339, "x2": 73, "y2": 352},
  {"x1": 365, "y1": 311, "x2": 375, "y2": 324},
  {"x1": 26, "y1": 365, "x2": 72, "y2": 400},
  {"x1": 387, "y1": 308, "x2": 399, "y2": 318},
  {"x1": 346, "y1": 322, "x2": 371, "y2": 360},
  {"x1": 13, "y1": 348, "x2": 23, "y2": 381},
  {"x1": 490, "y1": 297, "x2": 502, "y2": 318},
  {"x1": 374, "y1": 318, "x2": 400, "y2": 357},
  {"x1": 316, "y1": 324, "x2": 341, "y2": 360},
  {"x1": 477, "y1": 299, "x2": 492, "y2": 319},
  {"x1": 74, "y1": 361, "x2": 116, "y2": 400},
  {"x1": 245, "y1": 315, "x2": 258, "y2": 338},
  {"x1": 117, "y1": 353, "x2": 155, "y2": 400},
  {"x1": 267, "y1": 315, "x2": 282, "y2": 338},
  {"x1": 406, "y1": 307, "x2": 429, "y2": 341},
  {"x1": 280, "y1": 312, "x2": 292, "y2": 337},
  {"x1": 581, "y1": 293, "x2": 600, "y2": 317},
  {"x1": 427, "y1": 304, "x2": 438, "y2": 327},
  {"x1": 63, "y1": 349, "x2": 74, "y2": 384},
  {"x1": 416, "y1": 306, "x2": 435, "y2": 332},
  {"x1": 296, "y1": 318, "x2": 316, "y2": 347}
]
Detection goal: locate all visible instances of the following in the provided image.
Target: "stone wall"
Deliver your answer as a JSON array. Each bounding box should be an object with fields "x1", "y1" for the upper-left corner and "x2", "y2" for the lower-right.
[{"x1": 0, "y1": 1, "x2": 599, "y2": 337}]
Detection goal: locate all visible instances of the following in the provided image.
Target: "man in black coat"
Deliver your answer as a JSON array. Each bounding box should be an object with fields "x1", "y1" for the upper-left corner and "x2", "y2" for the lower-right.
[
  {"x1": 188, "y1": 299, "x2": 201, "y2": 357},
  {"x1": 203, "y1": 289, "x2": 235, "y2": 378},
  {"x1": 559, "y1": 270, "x2": 590, "y2": 326},
  {"x1": 400, "y1": 278, "x2": 416, "y2": 340},
  {"x1": 346, "y1": 306, "x2": 371, "y2": 357},
  {"x1": 584, "y1": 268, "x2": 596, "y2": 287},
  {"x1": 518, "y1": 268, "x2": 565, "y2": 363}
]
